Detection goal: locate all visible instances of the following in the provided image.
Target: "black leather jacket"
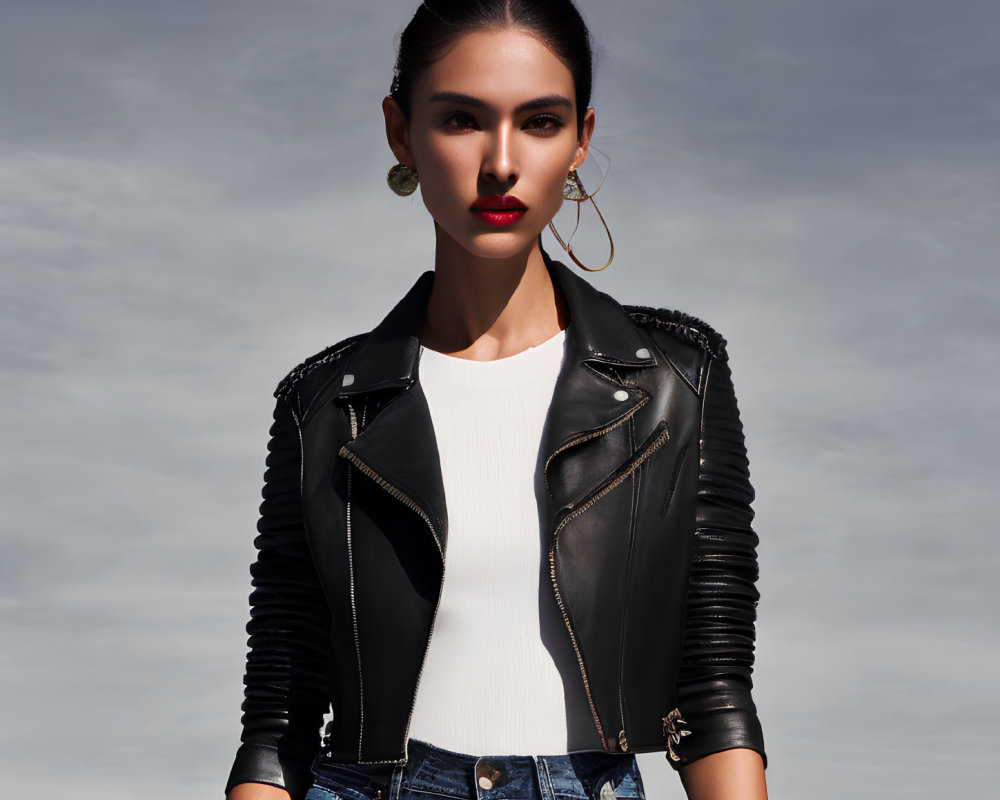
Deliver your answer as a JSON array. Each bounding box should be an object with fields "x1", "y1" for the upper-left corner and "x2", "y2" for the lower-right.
[{"x1": 226, "y1": 254, "x2": 765, "y2": 797}]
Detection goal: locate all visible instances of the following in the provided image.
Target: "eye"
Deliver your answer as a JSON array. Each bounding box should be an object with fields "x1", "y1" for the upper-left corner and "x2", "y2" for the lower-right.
[
  {"x1": 441, "y1": 111, "x2": 479, "y2": 131},
  {"x1": 523, "y1": 114, "x2": 566, "y2": 134}
]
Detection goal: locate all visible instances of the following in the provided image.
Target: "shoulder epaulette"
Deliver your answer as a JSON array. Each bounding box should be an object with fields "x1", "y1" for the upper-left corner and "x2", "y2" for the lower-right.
[
  {"x1": 625, "y1": 305, "x2": 728, "y2": 361},
  {"x1": 274, "y1": 332, "x2": 368, "y2": 398}
]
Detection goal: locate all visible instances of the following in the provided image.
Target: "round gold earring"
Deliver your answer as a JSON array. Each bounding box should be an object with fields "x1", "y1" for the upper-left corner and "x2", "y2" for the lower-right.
[
  {"x1": 549, "y1": 166, "x2": 615, "y2": 272},
  {"x1": 387, "y1": 163, "x2": 419, "y2": 197}
]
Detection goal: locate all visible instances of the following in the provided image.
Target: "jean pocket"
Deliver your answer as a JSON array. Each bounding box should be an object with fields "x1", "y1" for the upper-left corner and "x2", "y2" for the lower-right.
[
  {"x1": 305, "y1": 782, "x2": 380, "y2": 800},
  {"x1": 594, "y1": 759, "x2": 645, "y2": 800},
  {"x1": 309, "y1": 760, "x2": 392, "y2": 800},
  {"x1": 614, "y1": 761, "x2": 646, "y2": 800}
]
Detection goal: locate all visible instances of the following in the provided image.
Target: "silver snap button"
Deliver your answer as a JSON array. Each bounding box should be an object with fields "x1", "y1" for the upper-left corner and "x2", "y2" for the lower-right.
[
  {"x1": 342, "y1": 374, "x2": 355, "y2": 387},
  {"x1": 478, "y1": 776, "x2": 494, "y2": 790},
  {"x1": 613, "y1": 390, "x2": 629, "y2": 401},
  {"x1": 635, "y1": 347, "x2": 651, "y2": 359}
]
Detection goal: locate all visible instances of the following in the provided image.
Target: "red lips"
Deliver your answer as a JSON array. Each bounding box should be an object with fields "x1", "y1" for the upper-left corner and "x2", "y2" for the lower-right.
[{"x1": 471, "y1": 195, "x2": 528, "y2": 227}]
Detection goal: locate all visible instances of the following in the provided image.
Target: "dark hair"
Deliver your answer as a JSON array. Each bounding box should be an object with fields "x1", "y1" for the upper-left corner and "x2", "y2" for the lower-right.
[{"x1": 390, "y1": 0, "x2": 594, "y2": 134}]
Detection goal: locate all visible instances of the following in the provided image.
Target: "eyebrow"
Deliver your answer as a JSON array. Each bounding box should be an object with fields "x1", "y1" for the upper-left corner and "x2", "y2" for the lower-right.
[{"x1": 427, "y1": 91, "x2": 573, "y2": 114}]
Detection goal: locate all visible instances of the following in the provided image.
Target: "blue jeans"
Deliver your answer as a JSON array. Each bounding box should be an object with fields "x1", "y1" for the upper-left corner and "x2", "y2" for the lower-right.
[{"x1": 306, "y1": 738, "x2": 645, "y2": 800}]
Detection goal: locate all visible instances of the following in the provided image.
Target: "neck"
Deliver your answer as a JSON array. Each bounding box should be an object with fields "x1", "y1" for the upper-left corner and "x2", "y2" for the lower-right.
[{"x1": 421, "y1": 231, "x2": 568, "y2": 360}]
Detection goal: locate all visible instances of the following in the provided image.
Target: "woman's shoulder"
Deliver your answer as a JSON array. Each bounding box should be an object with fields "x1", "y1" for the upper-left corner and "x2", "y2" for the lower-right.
[
  {"x1": 620, "y1": 304, "x2": 730, "y2": 395},
  {"x1": 622, "y1": 304, "x2": 729, "y2": 362},
  {"x1": 274, "y1": 331, "x2": 370, "y2": 400}
]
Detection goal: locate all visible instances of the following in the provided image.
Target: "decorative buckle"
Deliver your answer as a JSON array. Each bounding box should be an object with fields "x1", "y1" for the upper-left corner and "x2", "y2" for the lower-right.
[{"x1": 662, "y1": 707, "x2": 692, "y2": 762}]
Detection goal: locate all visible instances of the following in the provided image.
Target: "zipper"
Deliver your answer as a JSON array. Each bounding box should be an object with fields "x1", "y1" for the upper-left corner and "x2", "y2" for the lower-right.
[
  {"x1": 345, "y1": 405, "x2": 366, "y2": 761},
  {"x1": 340, "y1": 447, "x2": 444, "y2": 558},
  {"x1": 616, "y1": 419, "x2": 640, "y2": 752},
  {"x1": 548, "y1": 540, "x2": 607, "y2": 749},
  {"x1": 543, "y1": 396, "x2": 648, "y2": 497},
  {"x1": 338, "y1": 442, "x2": 444, "y2": 765},
  {"x1": 546, "y1": 419, "x2": 671, "y2": 751}
]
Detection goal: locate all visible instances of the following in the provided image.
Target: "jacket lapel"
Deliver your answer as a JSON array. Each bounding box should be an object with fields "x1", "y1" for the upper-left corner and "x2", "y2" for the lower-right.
[
  {"x1": 334, "y1": 272, "x2": 449, "y2": 556},
  {"x1": 539, "y1": 256, "x2": 658, "y2": 519}
]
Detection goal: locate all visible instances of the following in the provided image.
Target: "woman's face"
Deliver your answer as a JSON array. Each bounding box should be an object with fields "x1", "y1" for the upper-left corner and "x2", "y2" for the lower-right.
[{"x1": 385, "y1": 27, "x2": 595, "y2": 262}]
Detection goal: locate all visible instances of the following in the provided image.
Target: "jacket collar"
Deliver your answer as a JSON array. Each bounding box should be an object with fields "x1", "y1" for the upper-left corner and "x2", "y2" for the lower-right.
[
  {"x1": 337, "y1": 250, "x2": 654, "y2": 398},
  {"x1": 547, "y1": 251, "x2": 656, "y2": 369},
  {"x1": 336, "y1": 250, "x2": 659, "y2": 552},
  {"x1": 335, "y1": 269, "x2": 432, "y2": 398}
]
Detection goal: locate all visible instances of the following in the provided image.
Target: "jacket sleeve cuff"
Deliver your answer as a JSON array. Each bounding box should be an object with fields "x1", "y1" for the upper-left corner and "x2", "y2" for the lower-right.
[
  {"x1": 667, "y1": 678, "x2": 766, "y2": 770},
  {"x1": 225, "y1": 743, "x2": 314, "y2": 799}
]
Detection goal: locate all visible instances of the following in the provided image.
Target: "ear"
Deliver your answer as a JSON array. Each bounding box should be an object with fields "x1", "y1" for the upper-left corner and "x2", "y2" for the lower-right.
[
  {"x1": 571, "y1": 107, "x2": 597, "y2": 170},
  {"x1": 383, "y1": 96, "x2": 416, "y2": 169}
]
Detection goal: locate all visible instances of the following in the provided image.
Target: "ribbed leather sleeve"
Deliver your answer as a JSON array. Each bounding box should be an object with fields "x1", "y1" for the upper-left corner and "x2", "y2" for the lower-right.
[
  {"x1": 225, "y1": 396, "x2": 333, "y2": 798},
  {"x1": 671, "y1": 357, "x2": 766, "y2": 769}
]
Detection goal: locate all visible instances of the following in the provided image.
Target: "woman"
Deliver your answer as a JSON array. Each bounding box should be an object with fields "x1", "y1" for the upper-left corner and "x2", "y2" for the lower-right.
[{"x1": 226, "y1": 1, "x2": 766, "y2": 798}]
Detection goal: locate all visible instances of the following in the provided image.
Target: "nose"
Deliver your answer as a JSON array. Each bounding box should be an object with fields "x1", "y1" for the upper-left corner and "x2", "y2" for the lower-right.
[{"x1": 481, "y1": 124, "x2": 518, "y2": 187}]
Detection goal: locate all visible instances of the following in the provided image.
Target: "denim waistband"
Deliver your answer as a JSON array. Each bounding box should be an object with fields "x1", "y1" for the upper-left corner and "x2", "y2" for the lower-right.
[{"x1": 308, "y1": 738, "x2": 644, "y2": 800}]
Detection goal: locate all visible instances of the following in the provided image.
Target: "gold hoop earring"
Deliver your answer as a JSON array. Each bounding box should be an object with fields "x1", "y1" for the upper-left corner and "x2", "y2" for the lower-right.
[
  {"x1": 548, "y1": 167, "x2": 615, "y2": 271},
  {"x1": 387, "y1": 163, "x2": 419, "y2": 196}
]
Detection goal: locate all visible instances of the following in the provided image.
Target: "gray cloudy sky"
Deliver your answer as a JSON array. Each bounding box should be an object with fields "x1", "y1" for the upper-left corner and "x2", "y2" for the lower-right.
[{"x1": 2, "y1": 1, "x2": 998, "y2": 798}]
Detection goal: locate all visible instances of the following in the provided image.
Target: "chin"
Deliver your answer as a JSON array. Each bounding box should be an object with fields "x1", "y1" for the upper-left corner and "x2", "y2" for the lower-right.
[
  {"x1": 432, "y1": 214, "x2": 548, "y2": 263},
  {"x1": 441, "y1": 220, "x2": 548, "y2": 258},
  {"x1": 464, "y1": 233, "x2": 540, "y2": 261}
]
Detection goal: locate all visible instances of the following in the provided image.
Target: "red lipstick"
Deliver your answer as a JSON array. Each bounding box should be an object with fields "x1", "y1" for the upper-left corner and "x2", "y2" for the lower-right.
[{"x1": 471, "y1": 195, "x2": 528, "y2": 227}]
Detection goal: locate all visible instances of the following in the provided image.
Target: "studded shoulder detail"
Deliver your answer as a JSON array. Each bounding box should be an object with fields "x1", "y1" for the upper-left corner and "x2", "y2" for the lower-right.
[
  {"x1": 624, "y1": 306, "x2": 728, "y2": 362},
  {"x1": 274, "y1": 332, "x2": 369, "y2": 398}
]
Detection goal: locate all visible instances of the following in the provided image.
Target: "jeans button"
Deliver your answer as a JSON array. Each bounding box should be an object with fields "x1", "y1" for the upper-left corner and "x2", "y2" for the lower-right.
[{"x1": 476, "y1": 759, "x2": 502, "y2": 791}]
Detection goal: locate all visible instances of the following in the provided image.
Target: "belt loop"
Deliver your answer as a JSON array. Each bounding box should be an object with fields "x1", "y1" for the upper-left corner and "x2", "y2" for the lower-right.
[
  {"x1": 531, "y1": 755, "x2": 555, "y2": 800},
  {"x1": 389, "y1": 763, "x2": 404, "y2": 800}
]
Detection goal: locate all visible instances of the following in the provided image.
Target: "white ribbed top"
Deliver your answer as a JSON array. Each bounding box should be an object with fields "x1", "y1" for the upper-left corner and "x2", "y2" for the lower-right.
[{"x1": 407, "y1": 329, "x2": 568, "y2": 755}]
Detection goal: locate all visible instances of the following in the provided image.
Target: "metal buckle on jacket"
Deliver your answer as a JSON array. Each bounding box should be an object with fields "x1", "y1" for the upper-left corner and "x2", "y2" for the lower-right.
[{"x1": 662, "y1": 707, "x2": 692, "y2": 762}]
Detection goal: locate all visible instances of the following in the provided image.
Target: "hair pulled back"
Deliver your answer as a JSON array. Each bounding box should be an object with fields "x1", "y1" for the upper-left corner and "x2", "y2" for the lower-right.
[{"x1": 390, "y1": 0, "x2": 594, "y2": 133}]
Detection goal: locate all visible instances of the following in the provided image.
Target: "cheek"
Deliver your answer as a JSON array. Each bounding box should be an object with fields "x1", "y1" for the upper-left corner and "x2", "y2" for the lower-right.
[
  {"x1": 414, "y1": 138, "x2": 472, "y2": 190},
  {"x1": 533, "y1": 156, "x2": 572, "y2": 207}
]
